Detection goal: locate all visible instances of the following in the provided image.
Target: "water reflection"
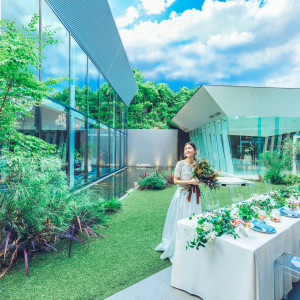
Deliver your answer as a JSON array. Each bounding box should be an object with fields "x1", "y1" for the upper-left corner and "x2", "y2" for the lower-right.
[{"x1": 91, "y1": 166, "x2": 174, "y2": 200}]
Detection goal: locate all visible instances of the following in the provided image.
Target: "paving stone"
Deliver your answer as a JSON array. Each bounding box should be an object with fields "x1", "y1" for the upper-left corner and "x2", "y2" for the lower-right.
[
  {"x1": 128, "y1": 274, "x2": 173, "y2": 300},
  {"x1": 155, "y1": 267, "x2": 172, "y2": 285},
  {"x1": 104, "y1": 288, "x2": 137, "y2": 300}
]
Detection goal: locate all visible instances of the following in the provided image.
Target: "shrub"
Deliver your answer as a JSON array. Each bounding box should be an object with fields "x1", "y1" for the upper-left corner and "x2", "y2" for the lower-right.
[
  {"x1": 101, "y1": 198, "x2": 123, "y2": 214},
  {"x1": 138, "y1": 169, "x2": 166, "y2": 190},
  {"x1": 0, "y1": 149, "x2": 106, "y2": 277},
  {"x1": 281, "y1": 173, "x2": 300, "y2": 186},
  {"x1": 260, "y1": 140, "x2": 300, "y2": 184},
  {"x1": 264, "y1": 169, "x2": 284, "y2": 185}
]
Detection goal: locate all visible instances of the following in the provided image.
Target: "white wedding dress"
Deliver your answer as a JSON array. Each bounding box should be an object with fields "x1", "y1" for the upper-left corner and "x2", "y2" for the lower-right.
[{"x1": 155, "y1": 160, "x2": 202, "y2": 262}]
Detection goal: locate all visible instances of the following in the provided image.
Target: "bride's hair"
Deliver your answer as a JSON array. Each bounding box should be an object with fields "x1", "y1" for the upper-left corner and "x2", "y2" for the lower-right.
[{"x1": 184, "y1": 142, "x2": 197, "y2": 158}]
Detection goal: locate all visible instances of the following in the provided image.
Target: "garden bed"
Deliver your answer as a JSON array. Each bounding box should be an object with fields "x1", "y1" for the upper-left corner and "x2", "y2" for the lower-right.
[{"x1": 0, "y1": 182, "x2": 278, "y2": 299}]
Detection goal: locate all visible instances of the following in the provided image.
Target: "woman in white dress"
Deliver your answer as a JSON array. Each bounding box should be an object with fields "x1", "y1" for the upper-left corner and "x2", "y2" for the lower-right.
[{"x1": 155, "y1": 142, "x2": 202, "y2": 262}]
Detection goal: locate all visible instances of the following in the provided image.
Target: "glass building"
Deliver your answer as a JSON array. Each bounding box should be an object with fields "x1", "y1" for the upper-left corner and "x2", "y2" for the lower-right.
[
  {"x1": 170, "y1": 85, "x2": 300, "y2": 176},
  {"x1": 1, "y1": 0, "x2": 137, "y2": 188}
]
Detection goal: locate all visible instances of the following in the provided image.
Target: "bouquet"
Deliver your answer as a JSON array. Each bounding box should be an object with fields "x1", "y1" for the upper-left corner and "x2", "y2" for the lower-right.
[{"x1": 193, "y1": 159, "x2": 219, "y2": 190}]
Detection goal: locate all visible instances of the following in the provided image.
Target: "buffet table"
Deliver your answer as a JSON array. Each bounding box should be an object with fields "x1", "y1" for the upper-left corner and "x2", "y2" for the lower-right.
[{"x1": 171, "y1": 215, "x2": 300, "y2": 300}]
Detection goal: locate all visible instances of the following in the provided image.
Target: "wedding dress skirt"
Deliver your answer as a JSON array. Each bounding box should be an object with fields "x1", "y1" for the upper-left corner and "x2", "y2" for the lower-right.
[{"x1": 155, "y1": 187, "x2": 202, "y2": 263}]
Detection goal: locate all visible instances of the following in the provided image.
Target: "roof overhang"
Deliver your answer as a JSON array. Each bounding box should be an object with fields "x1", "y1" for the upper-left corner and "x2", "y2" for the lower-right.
[
  {"x1": 46, "y1": 0, "x2": 137, "y2": 106},
  {"x1": 170, "y1": 85, "x2": 300, "y2": 132}
]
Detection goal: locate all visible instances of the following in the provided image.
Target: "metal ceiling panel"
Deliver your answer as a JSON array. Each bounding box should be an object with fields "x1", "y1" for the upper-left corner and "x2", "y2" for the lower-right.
[{"x1": 46, "y1": 0, "x2": 137, "y2": 106}]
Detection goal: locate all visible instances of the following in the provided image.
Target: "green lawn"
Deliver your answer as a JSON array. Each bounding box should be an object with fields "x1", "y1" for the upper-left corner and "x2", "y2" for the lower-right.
[{"x1": 0, "y1": 181, "x2": 276, "y2": 299}]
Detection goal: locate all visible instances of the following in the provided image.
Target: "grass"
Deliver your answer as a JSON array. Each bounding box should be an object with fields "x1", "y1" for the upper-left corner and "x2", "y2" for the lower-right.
[{"x1": 0, "y1": 181, "x2": 278, "y2": 299}]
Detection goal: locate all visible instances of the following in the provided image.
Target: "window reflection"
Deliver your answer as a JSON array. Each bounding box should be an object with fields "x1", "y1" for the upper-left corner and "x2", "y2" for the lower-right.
[
  {"x1": 41, "y1": 100, "x2": 68, "y2": 170},
  {"x1": 71, "y1": 36, "x2": 87, "y2": 114},
  {"x1": 1, "y1": 0, "x2": 39, "y2": 25},
  {"x1": 110, "y1": 128, "x2": 115, "y2": 171},
  {"x1": 4, "y1": 0, "x2": 129, "y2": 188},
  {"x1": 42, "y1": 1, "x2": 69, "y2": 100},
  {"x1": 88, "y1": 60, "x2": 100, "y2": 120},
  {"x1": 73, "y1": 112, "x2": 86, "y2": 188},
  {"x1": 17, "y1": 106, "x2": 37, "y2": 137},
  {"x1": 88, "y1": 118, "x2": 98, "y2": 181},
  {"x1": 100, "y1": 124, "x2": 110, "y2": 176},
  {"x1": 116, "y1": 130, "x2": 120, "y2": 169}
]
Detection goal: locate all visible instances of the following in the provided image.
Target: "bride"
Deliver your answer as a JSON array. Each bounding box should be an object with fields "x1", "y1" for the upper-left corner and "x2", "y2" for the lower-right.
[{"x1": 155, "y1": 142, "x2": 202, "y2": 262}]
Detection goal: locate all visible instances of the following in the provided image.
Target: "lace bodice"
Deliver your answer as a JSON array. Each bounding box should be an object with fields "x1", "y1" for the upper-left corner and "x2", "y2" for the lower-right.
[{"x1": 174, "y1": 160, "x2": 196, "y2": 188}]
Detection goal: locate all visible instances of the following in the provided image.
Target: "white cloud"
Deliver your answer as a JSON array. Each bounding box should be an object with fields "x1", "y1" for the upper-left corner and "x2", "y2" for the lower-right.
[
  {"x1": 140, "y1": 0, "x2": 176, "y2": 15},
  {"x1": 116, "y1": 6, "x2": 139, "y2": 28},
  {"x1": 119, "y1": 0, "x2": 300, "y2": 88}
]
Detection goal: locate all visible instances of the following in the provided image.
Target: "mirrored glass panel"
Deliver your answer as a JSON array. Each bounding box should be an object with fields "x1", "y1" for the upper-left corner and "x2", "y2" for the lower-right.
[
  {"x1": 88, "y1": 60, "x2": 100, "y2": 120},
  {"x1": 42, "y1": 1, "x2": 69, "y2": 103},
  {"x1": 116, "y1": 130, "x2": 120, "y2": 169},
  {"x1": 73, "y1": 112, "x2": 86, "y2": 188},
  {"x1": 100, "y1": 123, "x2": 110, "y2": 176},
  {"x1": 87, "y1": 118, "x2": 98, "y2": 182},
  {"x1": 41, "y1": 100, "x2": 68, "y2": 171},
  {"x1": 71, "y1": 36, "x2": 87, "y2": 114},
  {"x1": 110, "y1": 128, "x2": 115, "y2": 171}
]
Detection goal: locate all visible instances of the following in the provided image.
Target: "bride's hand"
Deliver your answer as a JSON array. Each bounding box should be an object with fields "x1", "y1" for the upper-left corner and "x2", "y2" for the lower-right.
[{"x1": 190, "y1": 178, "x2": 200, "y2": 185}]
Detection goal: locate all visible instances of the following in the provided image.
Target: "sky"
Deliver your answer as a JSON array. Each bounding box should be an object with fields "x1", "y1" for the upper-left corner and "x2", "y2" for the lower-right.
[{"x1": 108, "y1": 0, "x2": 300, "y2": 91}]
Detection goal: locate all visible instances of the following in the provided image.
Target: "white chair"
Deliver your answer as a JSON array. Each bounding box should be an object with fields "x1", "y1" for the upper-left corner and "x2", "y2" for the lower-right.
[
  {"x1": 247, "y1": 183, "x2": 260, "y2": 198},
  {"x1": 202, "y1": 190, "x2": 220, "y2": 211},
  {"x1": 274, "y1": 253, "x2": 300, "y2": 300},
  {"x1": 227, "y1": 185, "x2": 244, "y2": 204},
  {"x1": 264, "y1": 180, "x2": 275, "y2": 194}
]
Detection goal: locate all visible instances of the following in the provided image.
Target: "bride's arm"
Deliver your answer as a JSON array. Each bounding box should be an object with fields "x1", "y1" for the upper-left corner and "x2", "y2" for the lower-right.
[{"x1": 174, "y1": 177, "x2": 200, "y2": 185}]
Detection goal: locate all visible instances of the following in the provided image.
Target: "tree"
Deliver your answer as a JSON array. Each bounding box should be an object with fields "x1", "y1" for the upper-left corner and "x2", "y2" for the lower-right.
[
  {"x1": 0, "y1": 15, "x2": 62, "y2": 154},
  {"x1": 128, "y1": 68, "x2": 198, "y2": 129}
]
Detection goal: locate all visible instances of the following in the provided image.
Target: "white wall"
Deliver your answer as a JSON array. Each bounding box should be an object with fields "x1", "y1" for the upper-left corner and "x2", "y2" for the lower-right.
[{"x1": 128, "y1": 129, "x2": 178, "y2": 167}]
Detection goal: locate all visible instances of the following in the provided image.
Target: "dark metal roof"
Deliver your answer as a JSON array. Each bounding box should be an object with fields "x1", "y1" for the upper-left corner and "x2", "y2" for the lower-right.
[{"x1": 46, "y1": 0, "x2": 137, "y2": 106}]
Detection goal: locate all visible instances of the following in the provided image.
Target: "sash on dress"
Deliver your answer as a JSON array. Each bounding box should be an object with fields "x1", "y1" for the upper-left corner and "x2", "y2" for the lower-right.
[{"x1": 187, "y1": 185, "x2": 201, "y2": 204}]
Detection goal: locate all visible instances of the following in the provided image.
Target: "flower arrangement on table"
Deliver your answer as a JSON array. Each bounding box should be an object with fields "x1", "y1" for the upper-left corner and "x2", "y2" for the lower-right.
[
  {"x1": 231, "y1": 219, "x2": 251, "y2": 228},
  {"x1": 287, "y1": 198, "x2": 300, "y2": 210},
  {"x1": 187, "y1": 208, "x2": 238, "y2": 249},
  {"x1": 187, "y1": 184, "x2": 300, "y2": 249}
]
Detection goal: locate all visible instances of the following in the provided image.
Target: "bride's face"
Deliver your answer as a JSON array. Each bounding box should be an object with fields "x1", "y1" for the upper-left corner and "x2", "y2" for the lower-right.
[{"x1": 184, "y1": 144, "x2": 196, "y2": 158}]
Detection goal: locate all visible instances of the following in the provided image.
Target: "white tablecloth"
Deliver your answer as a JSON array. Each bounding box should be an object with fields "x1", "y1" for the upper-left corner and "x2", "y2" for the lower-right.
[
  {"x1": 217, "y1": 176, "x2": 251, "y2": 186},
  {"x1": 171, "y1": 215, "x2": 300, "y2": 300}
]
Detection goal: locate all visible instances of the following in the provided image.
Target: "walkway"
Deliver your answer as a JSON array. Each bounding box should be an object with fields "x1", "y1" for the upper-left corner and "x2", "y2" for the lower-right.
[{"x1": 105, "y1": 266, "x2": 201, "y2": 300}]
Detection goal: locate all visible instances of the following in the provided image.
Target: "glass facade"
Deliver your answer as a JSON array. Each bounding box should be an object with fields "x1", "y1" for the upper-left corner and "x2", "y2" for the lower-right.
[
  {"x1": 190, "y1": 117, "x2": 300, "y2": 176},
  {"x1": 2, "y1": 0, "x2": 129, "y2": 189}
]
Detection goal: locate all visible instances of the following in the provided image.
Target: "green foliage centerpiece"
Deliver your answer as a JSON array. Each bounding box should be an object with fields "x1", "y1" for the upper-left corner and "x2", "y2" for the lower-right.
[{"x1": 187, "y1": 185, "x2": 300, "y2": 249}]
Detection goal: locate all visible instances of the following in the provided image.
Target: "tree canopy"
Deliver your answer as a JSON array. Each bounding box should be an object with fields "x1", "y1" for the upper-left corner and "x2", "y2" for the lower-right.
[
  {"x1": 128, "y1": 69, "x2": 197, "y2": 129},
  {"x1": 0, "y1": 15, "x2": 61, "y2": 153},
  {"x1": 53, "y1": 68, "x2": 197, "y2": 129}
]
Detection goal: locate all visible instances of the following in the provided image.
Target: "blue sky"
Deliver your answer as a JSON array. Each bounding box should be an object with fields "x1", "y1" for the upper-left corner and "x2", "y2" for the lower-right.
[{"x1": 109, "y1": 0, "x2": 300, "y2": 91}]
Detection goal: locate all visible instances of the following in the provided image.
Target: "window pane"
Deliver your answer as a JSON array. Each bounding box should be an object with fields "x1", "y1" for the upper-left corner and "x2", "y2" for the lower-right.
[
  {"x1": 71, "y1": 37, "x2": 87, "y2": 114},
  {"x1": 100, "y1": 123, "x2": 110, "y2": 176},
  {"x1": 73, "y1": 112, "x2": 86, "y2": 188},
  {"x1": 42, "y1": 1, "x2": 69, "y2": 103},
  {"x1": 88, "y1": 60, "x2": 100, "y2": 120},
  {"x1": 41, "y1": 100, "x2": 68, "y2": 170},
  {"x1": 100, "y1": 80, "x2": 110, "y2": 126},
  {"x1": 87, "y1": 118, "x2": 98, "y2": 181},
  {"x1": 110, "y1": 128, "x2": 115, "y2": 171}
]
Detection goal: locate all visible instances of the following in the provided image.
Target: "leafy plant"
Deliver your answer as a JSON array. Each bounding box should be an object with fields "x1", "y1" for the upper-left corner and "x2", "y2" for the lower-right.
[
  {"x1": 281, "y1": 173, "x2": 300, "y2": 186},
  {"x1": 0, "y1": 149, "x2": 106, "y2": 277},
  {"x1": 0, "y1": 16, "x2": 64, "y2": 154},
  {"x1": 100, "y1": 198, "x2": 123, "y2": 214},
  {"x1": 260, "y1": 140, "x2": 300, "y2": 184},
  {"x1": 188, "y1": 208, "x2": 238, "y2": 249},
  {"x1": 138, "y1": 169, "x2": 166, "y2": 190}
]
